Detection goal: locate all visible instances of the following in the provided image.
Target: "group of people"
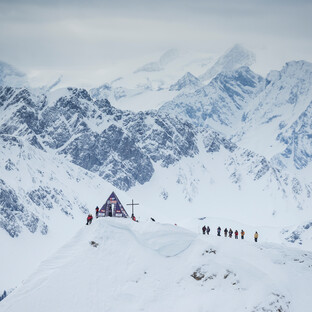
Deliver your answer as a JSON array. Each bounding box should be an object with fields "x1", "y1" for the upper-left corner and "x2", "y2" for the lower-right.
[{"x1": 202, "y1": 226, "x2": 259, "y2": 242}]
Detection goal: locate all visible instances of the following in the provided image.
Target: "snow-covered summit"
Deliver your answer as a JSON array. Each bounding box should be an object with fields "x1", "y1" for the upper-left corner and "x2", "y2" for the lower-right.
[
  {"x1": 0, "y1": 61, "x2": 28, "y2": 88},
  {"x1": 134, "y1": 49, "x2": 180, "y2": 73},
  {"x1": 199, "y1": 44, "x2": 256, "y2": 82},
  {"x1": 169, "y1": 72, "x2": 202, "y2": 92}
]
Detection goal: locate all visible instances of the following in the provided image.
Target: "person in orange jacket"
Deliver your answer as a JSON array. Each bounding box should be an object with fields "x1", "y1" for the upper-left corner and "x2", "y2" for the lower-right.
[
  {"x1": 254, "y1": 231, "x2": 259, "y2": 242},
  {"x1": 241, "y1": 229, "x2": 245, "y2": 239}
]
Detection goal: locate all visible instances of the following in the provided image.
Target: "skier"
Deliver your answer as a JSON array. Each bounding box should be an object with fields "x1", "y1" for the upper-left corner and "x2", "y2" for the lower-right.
[
  {"x1": 235, "y1": 230, "x2": 238, "y2": 239},
  {"x1": 206, "y1": 226, "x2": 210, "y2": 235},
  {"x1": 217, "y1": 226, "x2": 221, "y2": 236},
  {"x1": 254, "y1": 231, "x2": 258, "y2": 242},
  {"x1": 86, "y1": 214, "x2": 93, "y2": 225},
  {"x1": 151, "y1": 217, "x2": 155, "y2": 222},
  {"x1": 229, "y1": 228, "x2": 233, "y2": 238},
  {"x1": 95, "y1": 206, "x2": 99, "y2": 218},
  {"x1": 241, "y1": 229, "x2": 245, "y2": 239},
  {"x1": 202, "y1": 225, "x2": 207, "y2": 235},
  {"x1": 224, "y1": 228, "x2": 228, "y2": 237}
]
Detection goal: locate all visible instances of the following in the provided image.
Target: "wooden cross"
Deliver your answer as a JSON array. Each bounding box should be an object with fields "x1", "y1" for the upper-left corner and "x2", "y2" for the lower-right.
[{"x1": 127, "y1": 199, "x2": 139, "y2": 218}]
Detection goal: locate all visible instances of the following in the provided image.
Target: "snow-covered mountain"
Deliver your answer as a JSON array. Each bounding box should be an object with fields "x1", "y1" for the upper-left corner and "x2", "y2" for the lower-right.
[
  {"x1": 236, "y1": 61, "x2": 312, "y2": 156},
  {"x1": 0, "y1": 61, "x2": 28, "y2": 88},
  {"x1": 1, "y1": 45, "x2": 312, "y2": 310},
  {"x1": 160, "y1": 66, "x2": 264, "y2": 135},
  {"x1": 199, "y1": 44, "x2": 256, "y2": 82},
  {"x1": 169, "y1": 72, "x2": 203, "y2": 92}
]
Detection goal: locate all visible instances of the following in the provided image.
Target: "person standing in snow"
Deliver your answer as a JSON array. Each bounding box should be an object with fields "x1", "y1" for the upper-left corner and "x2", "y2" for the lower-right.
[
  {"x1": 254, "y1": 231, "x2": 258, "y2": 242},
  {"x1": 235, "y1": 230, "x2": 239, "y2": 239},
  {"x1": 206, "y1": 226, "x2": 210, "y2": 235},
  {"x1": 86, "y1": 214, "x2": 93, "y2": 225},
  {"x1": 229, "y1": 228, "x2": 233, "y2": 238},
  {"x1": 224, "y1": 228, "x2": 228, "y2": 237},
  {"x1": 202, "y1": 226, "x2": 206, "y2": 235},
  {"x1": 241, "y1": 229, "x2": 245, "y2": 239},
  {"x1": 217, "y1": 226, "x2": 221, "y2": 236},
  {"x1": 95, "y1": 206, "x2": 99, "y2": 218}
]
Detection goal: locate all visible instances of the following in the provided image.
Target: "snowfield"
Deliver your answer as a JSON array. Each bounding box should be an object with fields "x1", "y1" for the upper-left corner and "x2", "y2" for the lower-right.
[{"x1": 1, "y1": 218, "x2": 312, "y2": 312}]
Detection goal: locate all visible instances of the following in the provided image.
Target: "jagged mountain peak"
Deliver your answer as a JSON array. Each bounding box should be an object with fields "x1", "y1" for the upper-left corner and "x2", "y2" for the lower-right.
[
  {"x1": 169, "y1": 71, "x2": 202, "y2": 91},
  {"x1": 199, "y1": 44, "x2": 256, "y2": 82},
  {"x1": 212, "y1": 66, "x2": 263, "y2": 88}
]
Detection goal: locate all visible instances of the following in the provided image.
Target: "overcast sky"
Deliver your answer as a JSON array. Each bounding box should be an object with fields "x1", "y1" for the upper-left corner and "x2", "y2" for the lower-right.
[{"x1": 0, "y1": 0, "x2": 311, "y2": 86}]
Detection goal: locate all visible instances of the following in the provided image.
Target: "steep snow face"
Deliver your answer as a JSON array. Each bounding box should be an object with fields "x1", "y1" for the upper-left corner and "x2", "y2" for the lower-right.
[
  {"x1": 0, "y1": 132, "x2": 131, "y2": 291},
  {"x1": 169, "y1": 72, "x2": 203, "y2": 92},
  {"x1": 272, "y1": 100, "x2": 312, "y2": 171},
  {"x1": 160, "y1": 66, "x2": 264, "y2": 135},
  {"x1": 0, "y1": 61, "x2": 28, "y2": 88},
  {"x1": 2, "y1": 218, "x2": 312, "y2": 312},
  {"x1": 199, "y1": 44, "x2": 256, "y2": 82},
  {"x1": 235, "y1": 61, "x2": 312, "y2": 160}
]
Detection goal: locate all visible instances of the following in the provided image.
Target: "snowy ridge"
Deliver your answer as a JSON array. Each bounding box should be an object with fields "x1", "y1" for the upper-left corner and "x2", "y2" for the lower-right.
[
  {"x1": 169, "y1": 72, "x2": 203, "y2": 92},
  {"x1": 199, "y1": 44, "x2": 256, "y2": 82},
  {"x1": 1, "y1": 218, "x2": 312, "y2": 312},
  {"x1": 160, "y1": 66, "x2": 264, "y2": 134}
]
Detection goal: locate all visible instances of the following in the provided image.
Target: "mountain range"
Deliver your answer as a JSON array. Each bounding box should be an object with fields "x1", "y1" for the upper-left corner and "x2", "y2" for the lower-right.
[{"x1": 1, "y1": 45, "x2": 312, "y2": 308}]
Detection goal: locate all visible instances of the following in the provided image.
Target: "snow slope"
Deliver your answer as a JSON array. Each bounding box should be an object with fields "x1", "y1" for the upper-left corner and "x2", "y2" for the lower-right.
[
  {"x1": 1, "y1": 218, "x2": 312, "y2": 312},
  {"x1": 0, "y1": 134, "x2": 132, "y2": 291}
]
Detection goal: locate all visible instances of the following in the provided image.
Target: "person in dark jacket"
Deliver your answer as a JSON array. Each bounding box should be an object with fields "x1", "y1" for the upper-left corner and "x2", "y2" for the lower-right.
[
  {"x1": 206, "y1": 226, "x2": 210, "y2": 235},
  {"x1": 217, "y1": 227, "x2": 221, "y2": 236},
  {"x1": 241, "y1": 230, "x2": 245, "y2": 239},
  {"x1": 235, "y1": 230, "x2": 239, "y2": 239},
  {"x1": 224, "y1": 228, "x2": 228, "y2": 237},
  {"x1": 95, "y1": 206, "x2": 99, "y2": 218},
  {"x1": 229, "y1": 228, "x2": 233, "y2": 238},
  {"x1": 202, "y1": 226, "x2": 207, "y2": 235}
]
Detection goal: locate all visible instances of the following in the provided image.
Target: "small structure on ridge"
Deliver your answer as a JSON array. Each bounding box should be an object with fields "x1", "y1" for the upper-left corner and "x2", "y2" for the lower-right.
[{"x1": 98, "y1": 192, "x2": 129, "y2": 218}]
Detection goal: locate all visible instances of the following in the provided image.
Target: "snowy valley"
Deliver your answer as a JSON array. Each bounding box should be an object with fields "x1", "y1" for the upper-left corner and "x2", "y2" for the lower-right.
[{"x1": 1, "y1": 45, "x2": 312, "y2": 311}]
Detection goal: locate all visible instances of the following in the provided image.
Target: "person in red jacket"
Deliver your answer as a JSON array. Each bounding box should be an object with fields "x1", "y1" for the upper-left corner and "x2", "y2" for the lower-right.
[
  {"x1": 86, "y1": 214, "x2": 93, "y2": 225},
  {"x1": 235, "y1": 230, "x2": 239, "y2": 239}
]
